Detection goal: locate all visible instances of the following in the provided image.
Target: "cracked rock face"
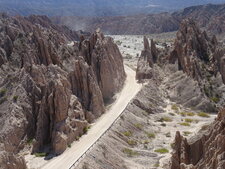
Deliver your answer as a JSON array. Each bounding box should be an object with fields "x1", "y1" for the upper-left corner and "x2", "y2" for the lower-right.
[
  {"x1": 170, "y1": 108, "x2": 225, "y2": 169},
  {"x1": 0, "y1": 14, "x2": 125, "y2": 168}
]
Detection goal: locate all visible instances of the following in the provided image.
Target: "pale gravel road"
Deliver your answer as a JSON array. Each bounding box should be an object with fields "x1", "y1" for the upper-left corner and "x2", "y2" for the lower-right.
[{"x1": 40, "y1": 65, "x2": 142, "y2": 169}]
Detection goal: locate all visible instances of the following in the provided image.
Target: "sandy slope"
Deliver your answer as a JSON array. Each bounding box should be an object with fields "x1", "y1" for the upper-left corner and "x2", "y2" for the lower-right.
[{"x1": 25, "y1": 65, "x2": 142, "y2": 169}]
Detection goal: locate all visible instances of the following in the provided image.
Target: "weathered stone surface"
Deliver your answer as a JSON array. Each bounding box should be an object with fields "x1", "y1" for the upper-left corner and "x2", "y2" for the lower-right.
[
  {"x1": 136, "y1": 37, "x2": 158, "y2": 81},
  {"x1": 170, "y1": 108, "x2": 225, "y2": 169},
  {"x1": 0, "y1": 14, "x2": 125, "y2": 168}
]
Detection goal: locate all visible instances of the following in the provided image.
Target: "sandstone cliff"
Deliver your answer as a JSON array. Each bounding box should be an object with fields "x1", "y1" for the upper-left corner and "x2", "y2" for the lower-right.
[{"x1": 0, "y1": 13, "x2": 125, "y2": 168}]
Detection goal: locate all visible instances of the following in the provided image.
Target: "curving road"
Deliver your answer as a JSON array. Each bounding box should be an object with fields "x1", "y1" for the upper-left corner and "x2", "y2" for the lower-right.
[{"x1": 41, "y1": 65, "x2": 142, "y2": 169}]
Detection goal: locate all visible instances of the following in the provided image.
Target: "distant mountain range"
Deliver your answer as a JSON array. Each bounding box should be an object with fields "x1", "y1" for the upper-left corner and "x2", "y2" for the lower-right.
[
  {"x1": 0, "y1": 0, "x2": 225, "y2": 16},
  {"x1": 52, "y1": 3, "x2": 225, "y2": 35}
]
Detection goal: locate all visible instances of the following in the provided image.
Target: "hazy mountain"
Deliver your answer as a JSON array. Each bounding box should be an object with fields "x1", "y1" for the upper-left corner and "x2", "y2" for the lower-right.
[{"x1": 0, "y1": 0, "x2": 225, "y2": 16}]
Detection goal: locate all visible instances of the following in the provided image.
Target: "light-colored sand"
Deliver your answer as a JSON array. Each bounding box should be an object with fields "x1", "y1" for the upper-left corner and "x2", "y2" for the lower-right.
[{"x1": 25, "y1": 65, "x2": 142, "y2": 169}]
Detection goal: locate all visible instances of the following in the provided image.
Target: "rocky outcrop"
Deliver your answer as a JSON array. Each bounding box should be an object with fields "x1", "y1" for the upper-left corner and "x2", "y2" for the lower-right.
[
  {"x1": 169, "y1": 19, "x2": 216, "y2": 80},
  {"x1": 170, "y1": 108, "x2": 225, "y2": 169},
  {"x1": 0, "y1": 14, "x2": 125, "y2": 168},
  {"x1": 79, "y1": 29, "x2": 126, "y2": 101},
  {"x1": 136, "y1": 37, "x2": 158, "y2": 81}
]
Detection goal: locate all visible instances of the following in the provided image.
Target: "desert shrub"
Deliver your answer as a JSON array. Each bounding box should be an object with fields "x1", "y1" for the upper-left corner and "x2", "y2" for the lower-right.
[
  {"x1": 171, "y1": 104, "x2": 179, "y2": 111},
  {"x1": 183, "y1": 131, "x2": 192, "y2": 136},
  {"x1": 146, "y1": 132, "x2": 155, "y2": 139},
  {"x1": 122, "y1": 148, "x2": 139, "y2": 157},
  {"x1": 179, "y1": 122, "x2": 190, "y2": 126},
  {"x1": 83, "y1": 125, "x2": 91, "y2": 134},
  {"x1": 34, "y1": 152, "x2": 47, "y2": 157},
  {"x1": 185, "y1": 119, "x2": 194, "y2": 123},
  {"x1": 13, "y1": 95, "x2": 18, "y2": 102},
  {"x1": 198, "y1": 112, "x2": 210, "y2": 118},
  {"x1": 158, "y1": 117, "x2": 173, "y2": 122},
  {"x1": 123, "y1": 131, "x2": 133, "y2": 137},
  {"x1": 134, "y1": 123, "x2": 143, "y2": 130},
  {"x1": 154, "y1": 148, "x2": 169, "y2": 154},
  {"x1": 127, "y1": 140, "x2": 137, "y2": 146},
  {"x1": 211, "y1": 97, "x2": 220, "y2": 103},
  {"x1": 186, "y1": 112, "x2": 195, "y2": 116}
]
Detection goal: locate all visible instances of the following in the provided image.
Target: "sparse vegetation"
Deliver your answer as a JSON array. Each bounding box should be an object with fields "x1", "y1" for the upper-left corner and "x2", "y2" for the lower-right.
[
  {"x1": 122, "y1": 148, "x2": 139, "y2": 157},
  {"x1": 13, "y1": 95, "x2": 18, "y2": 102},
  {"x1": 171, "y1": 104, "x2": 179, "y2": 111},
  {"x1": 34, "y1": 152, "x2": 47, "y2": 157},
  {"x1": 134, "y1": 123, "x2": 143, "y2": 130},
  {"x1": 185, "y1": 118, "x2": 194, "y2": 123},
  {"x1": 158, "y1": 116, "x2": 173, "y2": 122},
  {"x1": 127, "y1": 140, "x2": 137, "y2": 146},
  {"x1": 146, "y1": 132, "x2": 155, "y2": 139},
  {"x1": 154, "y1": 163, "x2": 160, "y2": 167},
  {"x1": 68, "y1": 144, "x2": 71, "y2": 148},
  {"x1": 211, "y1": 97, "x2": 220, "y2": 103},
  {"x1": 180, "y1": 112, "x2": 187, "y2": 117},
  {"x1": 154, "y1": 148, "x2": 169, "y2": 154},
  {"x1": 27, "y1": 138, "x2": 33, "y2": 145},
  {"x1": 123, "y1": 131, "x2": 133, "y2": 137},
  {"x1": 179, "y1": 122, "x2": 190, "y2": 126},
  {"x1": 187, "y1": 112, "x2": 195, "y2": 116},
  {"x1": 83, "y1": 125, "x2": 91, "y2": 134},
  {"x1": 143, "y1": 140, "x2": 150, "y2": 144},
  {"x1": 198, "y1": 112, "x2": 210, "y2": 118},
  {"x1": 183, "y1": 131, "x2": 192, "y2": 136}
]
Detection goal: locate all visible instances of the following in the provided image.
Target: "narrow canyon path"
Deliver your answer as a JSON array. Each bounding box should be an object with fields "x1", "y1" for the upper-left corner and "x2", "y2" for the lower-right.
[{"x1": 37, "y1": 65, "x2": 142, "y2": 169}]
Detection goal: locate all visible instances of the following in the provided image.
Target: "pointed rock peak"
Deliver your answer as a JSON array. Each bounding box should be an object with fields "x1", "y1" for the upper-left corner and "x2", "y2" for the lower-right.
[{"x1": 143, "y1": 36, "x2": 150, "y2": 51}]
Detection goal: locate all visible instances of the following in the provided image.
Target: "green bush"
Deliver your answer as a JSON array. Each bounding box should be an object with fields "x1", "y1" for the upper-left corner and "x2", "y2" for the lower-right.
[
  {"x1": 171, "y1": 104, "x2": 179, "y2": 111},
  {"x1": 13, "y1": 95, "x2": 18, "y2": 102},
  {"x1": 83, "y1": 125, "x2": 91, "y2": 134},
  {"x1": 179, "y1": 122, "x2": 190, "y2": 126},
  {"x1": 198, "y1": 112, "x2": 210, "y2": 118},
  {"x1": 211, "y1": 97, "x2": 220, "y2": 103},
  {"x1": 158, "y1": 117, "x2": 173, "y2": 122},
  {"x1": 146, "y1": 132, "x2": 155, "y2": 139},
  {"x1": 123, "y1": 131, "x2": 133, "y2": 137},
  {"x1": 134, "y1": 123, "x2": 143, "y2": 130},
  {"x1": 185, "y1": 119, "x2": 194, "y2": 123},
  {"x1": 154, "y1": 148, "x2": 169, "y2": 154},
  {"x1": 186, "y1": 112, "x2": 195, "y2": 116},
  {"x1": 127, "y1": 140, "x2": 137, "y2": 146}
]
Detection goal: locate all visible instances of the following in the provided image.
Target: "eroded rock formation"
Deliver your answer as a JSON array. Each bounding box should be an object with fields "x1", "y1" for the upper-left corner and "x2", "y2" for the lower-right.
[
  {"x1": 136, "y1": 37, "x2": 158, "y2": 81},
  {"x1": 0, "y1": 14, "x2": 125, "y2": 168},
  {"x1": 170, "y1": 108, "x2": 225, "y2": 169}
]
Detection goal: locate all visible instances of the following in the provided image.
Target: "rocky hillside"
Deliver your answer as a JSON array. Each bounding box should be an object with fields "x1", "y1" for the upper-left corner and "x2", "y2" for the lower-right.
[
  {"x1": 52, "y1": 3, "x2": 225, "y2": 35},
  {"x1": 0, "y1": 14, "x2": 125, "y2": 168},
  {"x1": 75, "y1": 19, "x2": 225, "y2": 169}
]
